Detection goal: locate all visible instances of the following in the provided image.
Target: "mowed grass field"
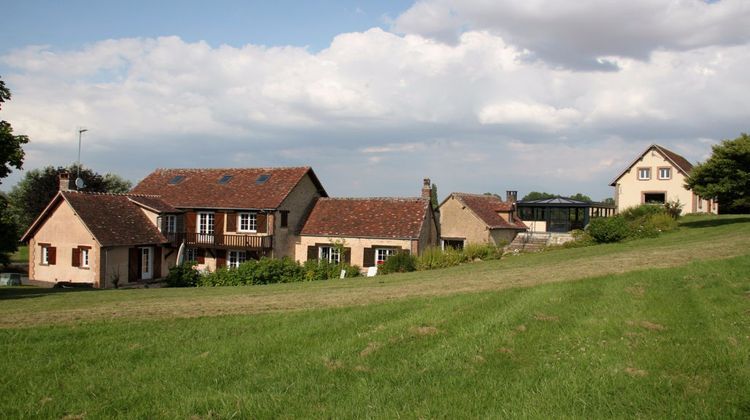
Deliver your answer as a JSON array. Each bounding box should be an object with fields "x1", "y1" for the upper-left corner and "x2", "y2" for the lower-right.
[{"x1": 1, "y1": 215, "x2": 749, "y2": 418}]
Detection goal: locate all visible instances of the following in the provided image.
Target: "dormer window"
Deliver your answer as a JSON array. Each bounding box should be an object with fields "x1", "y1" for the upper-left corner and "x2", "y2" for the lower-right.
[
  {"x1": 638, "y1": 168, "x2": 651, "y2": 180},
  {"x1": 168, "y1": 175, "x2": 185, "y2": 185},
  {"x1": 218, "y1": 175, "x2": 233, "y2": 184},
  {"x1": 256, "y1": 174, "x2": 271, "y2": 184},
  {"x1": 658, "y1": 167, "x2": 671, "y2": 180}
]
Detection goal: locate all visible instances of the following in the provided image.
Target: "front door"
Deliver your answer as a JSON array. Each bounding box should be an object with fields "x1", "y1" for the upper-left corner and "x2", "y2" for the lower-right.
[{"x1": 141, "y1": 247, "x2": 153, "y2": 280}]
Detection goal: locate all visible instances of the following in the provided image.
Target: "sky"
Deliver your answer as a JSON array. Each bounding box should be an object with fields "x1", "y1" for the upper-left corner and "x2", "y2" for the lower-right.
[{"x1": 1, "y1": 0, "x2": 749, "y2": 200}]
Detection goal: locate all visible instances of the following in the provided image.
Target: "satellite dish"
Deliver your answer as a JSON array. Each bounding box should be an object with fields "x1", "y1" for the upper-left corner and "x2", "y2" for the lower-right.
[{"x1": 75, "y1": 177, "x2": 85, "y2": 189}]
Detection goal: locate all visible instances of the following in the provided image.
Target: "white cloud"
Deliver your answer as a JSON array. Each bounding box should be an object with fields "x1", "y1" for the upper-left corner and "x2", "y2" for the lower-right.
[{"x1": 0, "y1": 13, "x2": 748, "y2": 199}]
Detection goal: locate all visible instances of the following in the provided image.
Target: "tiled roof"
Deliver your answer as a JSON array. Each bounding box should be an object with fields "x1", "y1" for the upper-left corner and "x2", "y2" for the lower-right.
[
  {"x1": 610, "y1": 144, "x2": 695, "y2": 186},
  {"x1": 131, "y1": 167, "x2": 326, "y2": 209},
  {"x1": 452, "y1": 193, "x2": 527, "y2": 230},
  {"x1": 63, "y1": 192, "x2": 168, "y2": 247},
  {"x1": 128, "y1": 195, "x2": 179, "y2": 213},
  {"x1": 300, "y1": 197, "x2": 430, "y2": 239}
]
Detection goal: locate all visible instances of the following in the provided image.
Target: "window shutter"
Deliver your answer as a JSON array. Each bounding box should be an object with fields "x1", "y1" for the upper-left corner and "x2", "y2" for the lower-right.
[
  {"x1": 48, "y1": 247, "x2": 57, "y2": 265},
  {"x1": 216, "y1": 249, "x2": 227, "y2": 268},
  {"x1": 186, "y1": 212, "x2": 196, "y2": 233},
  {"x1": 197, "y1": 249, "x2": 205, "y2": 264},
  {"x1": 307, "y1": 246, "x2": 317, "y2": 261},
  {"x1": 256, "y1": 213, "x2": 267, "y2": 233},
  {"x1": 128, "y1": 248, "x2": 138, "y2": 282},
  {"x1": 363, "y1": 248, "x2": 375, "y2": 267},
  {"x1": 153, "y1": 247, "x2": 162, "y2": 279},
  {"x1": 71, "y1": 248, "x2": 80, "y2": 267},
  {"x1": 226, "y1": 212, "x2": 236, "y2": 232},
  {"x1": 344, "y1": 247, "x2": 351, "y2": 264},
  {"x1": 215, "y1": 212, "x2": 225, "y2": 235}
]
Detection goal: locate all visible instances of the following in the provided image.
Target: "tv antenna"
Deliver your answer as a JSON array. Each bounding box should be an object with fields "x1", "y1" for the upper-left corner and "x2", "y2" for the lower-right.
[{"x1": 76, "y1": 128, "x2": 88, "y2": 190}]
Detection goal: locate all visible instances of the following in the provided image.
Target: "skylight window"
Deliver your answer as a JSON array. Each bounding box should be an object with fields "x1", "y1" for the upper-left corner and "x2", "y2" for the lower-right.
[
  {"x1": 168, "y1": 175, "x2": 185, "y2": 185},
  {"x1": 256, "y1": 174, "x2": 271, "y2": 184},
  {"x1": 218, "y1": 175, "x2": 233, "y2": 184}
]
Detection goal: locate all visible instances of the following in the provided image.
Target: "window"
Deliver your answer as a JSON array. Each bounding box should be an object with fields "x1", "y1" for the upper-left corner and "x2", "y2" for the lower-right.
[
  {"x1": 218, "y1": 175, "x2": 233, "y2": 184},
  {"x1": 644, "y1": 192, "x2": 666, "y2": 204},
  {"x1": 375, "y1": 248, "x2": 398, "y2": 264},
  {"x1": 228, "y1": 250, "x2": 247, "y2": 268},
  {"x1": 638, "y1": 168, "x2": 651, "y2": 180},
  {"x1": 40, "y1": 244, "x2": 55, "y2": 265},
  {"x1": 256, "y1": 174, "x2": 271, "y2": 184},
  {"x1": 186, "y1": 248, "x2": 198, "y2": 262},
  {"x1": 198, "y1": 212, "x2": 215, "y2": 234},
  {"x1": 280, "y1": 211, "x2": 289, "y2": 228},
  {"x1": 442, "y1": 239, "x2": 464, "y2": 250},
  {"x1": 81, "y1": 248, "x2": 90, "y2": 268},
  {"x1": 658, "y1": 167, "x2": 671, "y2": 180},
  {"x1": 164, "y1": 215, "x2": 177, "y2": 233},
  {"x1": 238, "y1": 213, "x2": 257, "y2": 232},
  {"x1": 319, "y1": 246, "x2": 340, "y2": 264},
  {"x1": 168, "y1": 175, "x2": 185, "y2": 185}
]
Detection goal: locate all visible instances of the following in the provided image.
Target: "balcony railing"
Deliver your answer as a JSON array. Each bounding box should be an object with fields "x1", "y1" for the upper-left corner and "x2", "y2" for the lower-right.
[{"x1": 164, "y1": 232, "x2": 273, "y2": 250}]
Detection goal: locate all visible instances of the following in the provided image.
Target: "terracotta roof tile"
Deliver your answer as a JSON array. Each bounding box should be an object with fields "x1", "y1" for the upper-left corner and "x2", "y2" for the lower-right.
[
  {"x1": 654, "y1": 145, "x2": 694, "y2": 174},
  {"x1": 453, "y1": 193, "x2": 527, "y2": 230},
  {"x1": 127, "y1": 195, "x2": 179, "y2": 213},
  {"x1": 300, "y1": 197, "x2": 429, "y2": 239},
  {"x1": 131, "y1": 167, "x2": 326, "y2": 209},
  {"x1": 63, "y1": 192, "x2": 168, "y2": 247}
]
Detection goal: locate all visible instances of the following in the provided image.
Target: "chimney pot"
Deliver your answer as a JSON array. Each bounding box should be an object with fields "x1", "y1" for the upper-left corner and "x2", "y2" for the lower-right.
[
  {"x1": 59, "y1": 172, "x2": 70, "y2": 192},
  {"x1": 422, "y1": 178, "x2": 432, "y2": 200}
]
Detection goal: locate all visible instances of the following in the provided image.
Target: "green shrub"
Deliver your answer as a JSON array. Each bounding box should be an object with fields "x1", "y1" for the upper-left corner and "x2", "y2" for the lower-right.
[
  {"x1": 463, "y1": 243, "x2": 503, "y2": 261},
  {"x1": 586, "y1": 216, "x2": 631, "y2": 243},
  {"x1": 563, "y1": 229, "x2": 595, "y2": 248},
  {"x1": 165, "y1": 262, "x2": 202, "y2": 287},
  {"x1": 644, "y1": 212, "x2": 679, "y2": 233},
  {"x1": 620, "y1": 204, "x2": 667, "y2": 222},
  {"x1": 199, "y1": 257, "x2": 305, "y2": 286},
  {"x1": 664, "y1": 200, "x2": 683, "y2": 219},
  {"x1": 379, "y1": 252, "x2": 417, "y2": 274},
  {"x1": 415, "y1": 247, "x2": 465, "y2": 270},
  {"x1": 302, "y1": 259, "x2": 360, "y2": 281}
]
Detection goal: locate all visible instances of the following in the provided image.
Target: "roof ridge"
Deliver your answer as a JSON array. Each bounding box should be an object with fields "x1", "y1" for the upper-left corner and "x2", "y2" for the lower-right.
[
  {"x1": 152, "y1": 166, "x2": 311, "y2": 172},
  {"x1": 319, "y1": 196, "x2": 425, "y2": 201},
  {"x1": 64, "y1": 191, "x2": 163, "y2": 198}
]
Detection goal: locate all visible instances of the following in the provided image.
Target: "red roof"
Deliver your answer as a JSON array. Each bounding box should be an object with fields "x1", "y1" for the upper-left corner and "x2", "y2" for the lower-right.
[
  {"x1": 21, "y1": 192, "x2": 170, "y2": 247},
  {"x1": 131, "y1": 167, "x2": 326, "y2": 209},
  {"x1": 452, "y1": 193, "x2": 527, "y2": 230},
  {"x1": 300, "y1": 197, "x2": 430, "y2": 239}
]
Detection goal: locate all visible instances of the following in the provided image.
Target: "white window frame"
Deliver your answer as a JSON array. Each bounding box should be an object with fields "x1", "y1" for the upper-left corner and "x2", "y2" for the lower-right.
[
  {"x1": 197, "y1": 212, "x2": 215, "y2": 235},
  {"x1": 228, "y1": 250, "x2": 247, "y2": 268},
  {"x1": 638, "y1": 168, "x2": 651, "y2": 180},
  {"x1": 318, "y1": 246, "x2": 340, "y2": 264},
  {"x1": 81, "y1": 248, "x2": 90, "y2": 268},
  {"x1": 658, "y1": 167, "x2": 671, "y2": 180},
  {"x1": 41, "y1": 246, "x2": 49, "y2": 265},
  {"x1": 165, "y1": 215, "x2": 177, "y2": 233},
  {"x1": 238, "y1": 213, "x2": 257, "y2": 233},
  {"x1": 375, "y1": 248, "x2": 397, "y2": 265}
]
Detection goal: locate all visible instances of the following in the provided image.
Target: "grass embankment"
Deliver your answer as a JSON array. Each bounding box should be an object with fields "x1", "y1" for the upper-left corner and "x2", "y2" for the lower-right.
[
  {"x1": 0, "y1": 215, "x2": 749, "y2": 417},
  {"x1": 1, "y1": 215, "x2": 749, "y2": 328},
  {"x1": 9, "y1": 245, "x2": 27, "y2": 263}
]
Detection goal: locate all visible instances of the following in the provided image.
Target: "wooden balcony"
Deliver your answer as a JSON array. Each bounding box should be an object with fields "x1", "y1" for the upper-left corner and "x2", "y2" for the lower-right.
[{"x1": 165, "y1": 232, "x2": 273, "y2": 250}]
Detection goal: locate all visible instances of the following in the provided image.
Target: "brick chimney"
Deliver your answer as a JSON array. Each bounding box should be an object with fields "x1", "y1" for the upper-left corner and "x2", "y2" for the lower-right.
[
  {"x1": 59, "y1": 172, "x2": 70, "y2": 191},
  {"x1": 422, "y1": 178, "x2": 432, "y2": 200},
  {"x1": 506, "y1": 190, "x2": 517, "y2": 203}
]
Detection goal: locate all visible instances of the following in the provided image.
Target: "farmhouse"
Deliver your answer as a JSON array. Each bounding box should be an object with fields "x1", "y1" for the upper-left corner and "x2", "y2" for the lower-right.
[
  {"x1": 20, "y1": 174, "x2": 178, "y2": 287},
  {"x1": 130, "y1": 167, "x2": 327, "y2": 271},
  {"x1": 439, "y1": 191, "x2": 527, "y2": 249},
  {"x1": 296, "y1": 180, "x2": 439, "y2": 268},
  {"x1": 610, "y1": 144, "x2": 718, "y2": 214}
]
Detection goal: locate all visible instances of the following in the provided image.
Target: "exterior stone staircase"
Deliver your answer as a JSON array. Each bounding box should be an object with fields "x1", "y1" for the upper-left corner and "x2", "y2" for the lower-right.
[{"x1": 505, "y1": 232, "x2": 575, "y2": 254}]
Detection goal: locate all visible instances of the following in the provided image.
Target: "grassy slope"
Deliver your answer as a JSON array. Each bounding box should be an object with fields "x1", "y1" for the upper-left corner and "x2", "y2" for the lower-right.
[
  {"x1": 0, "y1": 215, "x2": 748, "y2": 418},
  {"x1": 1, "y1": 215, "x2": 749, "y2": 328}
]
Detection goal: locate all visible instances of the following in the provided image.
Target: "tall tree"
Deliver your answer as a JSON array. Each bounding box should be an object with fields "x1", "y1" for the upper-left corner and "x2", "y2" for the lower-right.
[
  {"x1": 686, "y1": 133, "x2": 750, "y2": 213},
  {"x1": 0, "y1": 77, "x2": 29, "y2": 183},
  {"x1": 9, "y1": 165, "x2": 133, "y2": 234},
  {"x1": 0, "y1": 76, "x2": 27, "y2": 265},
  {"x1": 430, "y1": 183, "x2": 438, "y2": 210}
]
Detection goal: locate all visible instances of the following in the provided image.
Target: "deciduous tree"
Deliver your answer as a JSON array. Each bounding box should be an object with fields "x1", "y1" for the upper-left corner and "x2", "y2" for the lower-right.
[{"x1": 686, "y1": 133, "x2": 750, "y2": 213}]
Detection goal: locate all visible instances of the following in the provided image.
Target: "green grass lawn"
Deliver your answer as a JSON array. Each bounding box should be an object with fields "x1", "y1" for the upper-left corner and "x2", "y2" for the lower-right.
[
  {"x1": 10, "y1": 245, "x2": 27, "y2": 263},
  {"x1": 1, "y1": 215, "x2": 749, "y2": 418}
]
